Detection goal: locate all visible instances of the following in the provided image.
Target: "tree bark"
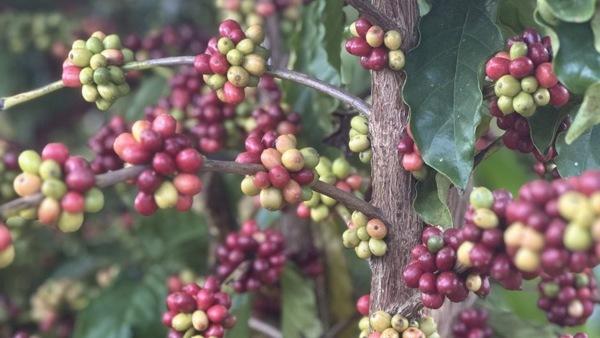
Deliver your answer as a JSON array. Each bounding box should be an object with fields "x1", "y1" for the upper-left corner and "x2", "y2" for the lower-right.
[{"x1": 368, "y1": 0, "x2": 421, "y2": 316}]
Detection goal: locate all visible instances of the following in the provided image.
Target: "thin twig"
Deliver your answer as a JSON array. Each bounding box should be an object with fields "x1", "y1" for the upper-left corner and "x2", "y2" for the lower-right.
[
  {"x1": 121, "y1": 56, "x2": 196, "y2": 71},
  {"x1": 0, "y1": 159, "x2": 381, "y2": 221},
  {"x1": 266, "y1": 69, "x2": 372, "y2": 117},
  {"x1": 473, "y1": 137, "x2": 502, "y2": 167},
  {"x1": 0, "y1": 80, "x2": 64, "y2": 111},
  {"x1": 345, "y1": 0, "x2": 400, "y2": 31},
  {"x1": 249, "y1": 317, "x2": 283, "y2": 338}
]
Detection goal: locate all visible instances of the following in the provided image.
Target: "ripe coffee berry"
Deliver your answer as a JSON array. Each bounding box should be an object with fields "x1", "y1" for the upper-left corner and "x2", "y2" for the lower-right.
[
  {"x1": 346, "y1": 17, "x2": 405, "y2": 71},
  {"x1": 114, "y1": 114, "x2": 204, "y2": 215},
  {"x1": 64, "y1": 31, "x2": 133, "y2": 110},
  {"x1": 124, "y1": 23, "x2": 207, "y2": 62},
  {"x1": 194, "y1": 20, "x2": 267, "y2": 104},
  {"x1": 215, "y1": 220, "x2": 286, "y2": 292},
  {"x1": 537, "y1": 270, "x2": 599, "y2": 326},
  {"x1": 451, "y1": 308, "x2": 492, "y2": 338},
  {"x1": 89, "y1": 116, "x2": 128, "y2": 174},
  {"x1": 13, "y1": 144, "x2": 104, "y2": 233},
  {"x1": 299, "y1": 156, "x2": 365, "y2": 222},
  {"x1": 398, "y1": 128, "x2": 427, "y2": 180},
  {"x1": 0, "y1": 223, "x2": 14, "y2": 269},
  {"x1": 356, "y1": 303, "x2": 439, "y2": 338},
  {"x1": 343, "y1": 212, "x2": 388, "y2": 259},
  {"x1": 163, "y1": 276, "x2": 236, "y2": 337}
]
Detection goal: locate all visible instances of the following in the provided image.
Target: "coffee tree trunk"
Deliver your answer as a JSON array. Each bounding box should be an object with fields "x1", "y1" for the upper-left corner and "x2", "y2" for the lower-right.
[{"x1": 368, "y1": 0, "x2": 422, "y2": 316}]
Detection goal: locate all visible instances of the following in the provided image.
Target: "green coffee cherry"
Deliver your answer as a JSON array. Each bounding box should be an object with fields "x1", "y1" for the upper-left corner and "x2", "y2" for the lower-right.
[
  {"x1": 542, "y1": 282, "x2": 560, "y2": 298},
  {"x1": 122, "y1": 48, "x2": 134, "y2": 63},
  {"x1": 243, "y1": 54, "x2": 266, "y2": 76},
  {"x1": 381, "y1": 328, "x2": 400, "y2": 338},
  {"x1": 320, "y1": 194, "x2": 337, "y2": 207},
  {"x1": 352, "y1": 211, "x2": 368, "y2": 227},
  {"x1": 332, "y1": 157, "x2": 351, "y2": 179},
  {"x1": 260, "y1": 187, "x2": 284, "y2": 210},
  {"x1": 359, "y1": 150, "x2": 372, "y2": 163},
  {"x1": 85, "y1": 37, "x2": 104, "y2": 54},
  {"x1": 350, "y1": 115, "x2": 369, "y2": 134},
  {"x1": 370, "y1": 311, "x2": 392, "y2": 332},
  {"x1": 388, "y1": 50, "x2": 406, "y2": 71},
  {"x1": 236, "y1": 38, "x2": 255, "y2": 55},
  {"x1": 310, "y1": 204, "x2": 329, "y2": 221},
  {"x1": 470, "y1": 187, "x2": 494, "y2": 209},
  {"x1": 300, "y1": 147, "x2": 320, "y2": 169},
  {"x1": 96, "y1": 99, "x2": 112, "y2": 111},
  {"x1": 301, "y1": 187, "x2": 313, "y2": 201},
  {"x1": 349, "y1": 135, "x2": 370, "y2": 153},
  {"x1": 497, "y1": 95, "x2": 514, "y2": 115},
  {"x1": 513, "y1": 91, "x2": 536, "y2": 117},
  {"x1": 355, "y1": 240, "x2": 372, "y2": 259},
  {"x1": 58, "y1": 212, "x2": 84, "y2": 232},
  {"x1": 494, "y1": 75, "x2": 520, "y2": 97},
  {"x1": 384, "y1": 30, "x2": 402, "y2": 50},
  {"x1": 305, "y1": 191, "x2": 321, "y2": 207},
  {"x1": 172, "y1": 313, "x2": 193, "y2": 332},
  {"x1": 426, "y1": 235, "x2": 444, "y2": 253},
  {"x1": 93, "y1": 68, "x2": 111, "y2": 85},
  {"x1": 72, "y1": 39, "x2": 86, "y2": 49},
  {"x1": 357, "y1": 226, "x2": 370, "y2": 241},
  {"x1": 108, "y1": 66, "x2": 125, "y2": 84},
  {"x1": 391, "y1": 314, "x2": 409, "y2": 332},
  {"x1": 218, "y1": 37, "x2": 235, "y2": 54},
  {"x1": 41, "y1": 178, "x2": 67, "y2": 199},
  {"x1": 98, "y1": 84, "x2": 119, "y2": 101},
  {"x1": 84, "y1": 188, "x2": 104, "y2": 213},
  {"x1": 241, "y1": 176, "x2": 260, "y2": 196},
  {"x1": 155, "y1": 181, "x2": 178, "y2": 209},
  {"x1": 563, "y1": 223, "x2": 593, "y2": 251},
  {"x1": 117, "y1": 83, "x2": 130, "y2": 96},
  {"x1": 472, "y1": 208, "x2": 499, "y2": 229},
  {"x1": 520, "y1": 76, "x2": 539, "y2": 94},
  {"x1": 509, "y1": 42, "x2": 528, "y2": 59},
  {"x1": 227, "y1": 66, "x2": 250, "y2": 87},
  {"x1": 245, "y1": 25, "x2": 265, "y2": 44},
  {"x1": 39, "y1": 159, "x2": 62, "y2": 180},
  {"x1": 342, "y1": 228, "x2": 360, "y2": 248},
  {"x1": 18, "y1": 150, "x2": 42, "y2": 174},
  {"x1": 69, "y1": 48, "x2": 93, "y2": 67},
  {"x1": 103, "y1": 34, "x2": 122, "y2": 49},
  {"x1": 82, "y1": 85, "x2": 99, "y2": 102},
  {"x1": 79, "y1": 67, "x2": 94, "y2": 85},
  {"x1": 359, "y1": 316, "x2": 370, "y2": 331},
  {"x1": 419, "y1": 316, "x2": 437, "y2": 335},
  {"x1": 369, "y1": 238, "x2": 387, "y2": 256},
  {"x1": 226, "y1": 49, "x2": 244, "y2": 66},
  {"x1": 90, "y1": 54, "x2": 107, "y2": 70},
  {"x1": 534, "y1": 88, "x2": 551, "y2": 106},
  {"x1": 208, "y1": 74, "x2": 227, "y2": 90}
]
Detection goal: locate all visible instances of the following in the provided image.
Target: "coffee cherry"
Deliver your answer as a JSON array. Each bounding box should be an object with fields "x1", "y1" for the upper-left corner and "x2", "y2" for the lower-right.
[
  {"x1": 58, "y1": 211, "x2": 84, "y2": 232},
  {"x1": 509, "y1": 41, "x2": 528, "y2": 59},
  {"x1": 535, "y1": 62, "x2": 558, "y2": 88},
  {"x1": 494, "y1": 75, "x2": 520, "y2": 97},
  {"x1": 549, "y1": 84, "x2": 570, "y2": 107},
  {"x1": 18, "y1": 150, "x2": 42, "y2": 174},
  {"x1": 485, "y1": 57, "x2": 510, "y2": 80},
  {"x1": 155, "y1": 181, "x2": 179, "y2": 209}
]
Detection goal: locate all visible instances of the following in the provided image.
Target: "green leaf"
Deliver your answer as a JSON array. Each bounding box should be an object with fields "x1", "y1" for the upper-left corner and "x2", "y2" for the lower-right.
[
  {"x1": 414, "y1": 172, "x2": 453, "y2": 227},
  {"x1": 528, "y1": 104, "x2": 573, "y2": 151},
  {"x1": 566, "y1": 83, "x2": 600, "y2": 143},
  {"x1": 121, "y1": 75, "x2": 167, "y2": 121},
  {"x1": 545, "y1": 0, "x2": 596, "y2": 23},
  {"x1": 554, "y1": 21, "x2": 600, "y2": 95},
  {"x1": 226, "y1": 294, "x2": 252, "y2": 338},
  {"x1": 322, "y1": 0, "x2": 344, "y2": 72},
  {"x1": 556, "y1": 125, "x2": 600, "y2": 176},
  {"x1": 497, "y1": 0, "x2": 538, "y2": 36},
  {"x1": 281, "y1": 266, "x2": 323, "y2": 338},
  {"x1": 73, "y1": 266, "x2": 167, "y2": 338},
  {"x1": 405, "y1": 0, "x2": 504, "y2": 188}
]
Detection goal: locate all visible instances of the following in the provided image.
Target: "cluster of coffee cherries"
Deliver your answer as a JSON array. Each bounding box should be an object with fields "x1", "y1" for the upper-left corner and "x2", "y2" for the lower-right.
[
  {"x1": 62, "y1": 32, "x2": 133, "y2": 111},
  {"x1": 345, "y1": 17, "x2": 405, "y2": 71},
  {"x1": 404, "y1": 187, "x2": 520, "y2": 309},
  {"x1": 0, "y1": 143, "x2": 19, "y2": 202},
  {"x1": 398, "y1": 129, "x2": 426, "y2": 180},
  {"x1": 357, "y1": 295, "x2": 439, "y2": 338},
  {"x1": 342, "y1": 212, "x2": 388, "y2": 259},
  {"x1": 537, "y1": 270, "x2": 599, "y2": 326},
  {"x1": 348, "y1": 115, "x2": 371, "y2": 164},
  {"x1": 88, "y1": 115, "x2": 128, "y2": 174},
  {"x1": 0, "y1": 223, "x2": 14, "y2": 269},
  {"x1": 485, "y1": 28, "x2": 569, "y2": 117},
  {"x1": 297, "y1": 156, "x2": 364, "y2": 222},
  {"x1": 560, "y1": 333, "x2": 589, "y2": 338},
  {"x1": 30, "y1": 278, "x2": 89, "y2": 335},
  {"x1": 193, "y1": 20, "x2": 268, "y2": 105},
  {"x1": 238, "y1": 133, "x2": 319, "y2": 210},
  {"x1": 113, "y1": 114, "x2": 204, "y2": 215},
  {"x1": 167, "y1": 269, "x2": 201, "y2": 293},
  {"x1": 237, "y1": 97, "x2": 301, "y2": 137},
  {"x1": 288, "y1": 245, "x2": 323, "y2": 278},
  {"x1": 217, "y1": 0, "x2": 309, "y2": 28},
  {"x1": 503, "y1": 172, "x2": 600, "y2": 276},
  {"x1": 451, "y1": 308, "x2": 492, "y2": 338},
  {"x1": 163, "y1": 277, "x2": 236, "y2": 338},
  {"x1": 124, "y1": 23, "x2": 207, "y2": 61},
  {"x1": 215, "y1": 220, "x2": 286, "y2": 292},
  {"x1": 13, "y1": 144, "x2": 104, "y2": 232}
]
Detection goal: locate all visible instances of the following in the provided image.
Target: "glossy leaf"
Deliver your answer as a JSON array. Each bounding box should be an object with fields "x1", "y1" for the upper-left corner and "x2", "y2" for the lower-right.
[
  {"x1": 528, "y1": 104, "x2": 572, "y2": 152},
  {"x1": 591, "y1": 7, "x2": 600, "y2": 53},
  {"x1": 556, "y1": 125, "x2": 600, "y2": 176},
  {"x1": 554, "y1": 21, "x2": 600, "y2": 95},
  {"x1": 566, "y1": 83, "x2": 600, "y2": 143},
  {"x1": 545, "y1": 0, "x2": 596, "y2": 23},
  {"x1": 73, "y1": 266, "x2": 167, "y2": 338},
  {"x1": 281, "y1": 266, "x2": 323, "y2": 338},
  {"x1": 405, "y1": 0, "x2": 503, "y2": 188},
  {"x1": 227, "y1": 294, "x2": 252, "y2": 338},
  {"x1": 414, "y1": 172, "x2": 453, "y2": 227},
  {"x1": 496, "y1": 0, "x2": 538, "y2": 36}
]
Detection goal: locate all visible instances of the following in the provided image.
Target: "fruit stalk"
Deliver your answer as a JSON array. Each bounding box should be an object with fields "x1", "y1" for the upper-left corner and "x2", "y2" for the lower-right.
[
  {"x1": 346, "y1": 0, "x2": 400, "y2": 31},
  {"x1": 0, "y1": 80, "x2": 64, "y2": 111}
]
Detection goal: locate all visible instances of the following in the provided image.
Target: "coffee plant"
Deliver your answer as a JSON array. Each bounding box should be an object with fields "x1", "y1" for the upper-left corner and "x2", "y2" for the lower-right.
[{"x1": 2, "y1": 1, "x2": 600, "y2": 338}]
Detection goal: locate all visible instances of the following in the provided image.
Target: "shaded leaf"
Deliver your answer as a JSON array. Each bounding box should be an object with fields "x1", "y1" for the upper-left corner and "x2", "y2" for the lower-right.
[
  {"x1": 566, "y1": 83, "x2": 600, "y2": 143},
  {"x1": 591, "y1": 7, "x2": 600, "y2": 53},
  {"x1": 73, "y1": 266, "x2": 167, "y2": 338},
  {"x1": 227, "y1": 294, "x2": 252, "y2": 338},
  {"x1": 122, "y1": 75, "x2": 167, "y2": 121},
  {"x1": 556, "y1": 125, "x2": 600, "y2": 176},
  {"x1": 554, "y1": 21, "x2": 600, "y2": 95},
  {"x1": 406, "y1": 0, "x2": 503, "y2": 188},
  {"x1": 496, "y1": 0, "x2": 538, "y2": 36},
  {"x1": 414, "y1": 172, "x2": 453, "y2": 227},
  {"x1": 528, "y1": 103, "x2": 573, "y2": 152},
  {"x1": 545, "y1": 0, "x2": 596, "y2": 23},
  {"x1": 281, "y1": 266, "x2": 323, "y2": 338}
]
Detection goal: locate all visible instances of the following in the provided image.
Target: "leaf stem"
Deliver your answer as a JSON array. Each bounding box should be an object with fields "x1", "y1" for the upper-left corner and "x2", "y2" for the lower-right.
[
  {"x1": 0, "y1": 159, "x2": 381, "y2": 221},
  {"x1": 0, "y1": 80, "x2": 64, "y2": 111}
]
